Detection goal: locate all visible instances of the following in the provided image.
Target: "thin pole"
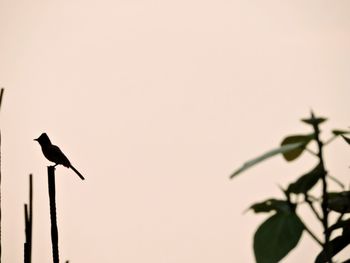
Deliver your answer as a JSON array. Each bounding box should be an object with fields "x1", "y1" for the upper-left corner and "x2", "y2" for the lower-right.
[
  {"x1": 28, "y1": 174, "x2": 33, "y2": 262},
  {"x1": 48, "y1": 166, "x2": 59, "y2": 263},
  {"x1": 0, "y1": 87, "x2": 4, "y2": 263},
  {"x1": 24, "y1": 174, "x2": 33, "y2": 263}
]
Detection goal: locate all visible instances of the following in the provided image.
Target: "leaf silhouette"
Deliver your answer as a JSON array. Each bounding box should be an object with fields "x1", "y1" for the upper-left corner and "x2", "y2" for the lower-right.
[{"x1": 230, "y1": 142, "x2": 305, "y2": 179}]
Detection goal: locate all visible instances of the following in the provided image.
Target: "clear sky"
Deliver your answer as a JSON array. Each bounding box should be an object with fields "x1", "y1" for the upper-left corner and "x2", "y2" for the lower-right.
[{"x1": 1, "y1": 0, "x2": 350, "y2": 262}]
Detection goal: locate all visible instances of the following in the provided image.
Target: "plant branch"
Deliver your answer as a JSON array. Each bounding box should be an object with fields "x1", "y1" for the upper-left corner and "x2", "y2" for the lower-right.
[
  {"x1": 297, "y1": 212, "x2": 323, "y2": 246},
  {"x1": 324, "y1": 135, "x2": 337, "y2": 146},
  {"x1": 304, "y1": 194, "x2": 322, "y2": 222},
  {"x1": 305, "y1": 147, "x2": 318, "y2": 156},
  {"x1": 335, "y1": 213, "x2": 344, "y2": 225},
  {"x1": 328, "y1": 174, "x2": 345, "y2": 189}
]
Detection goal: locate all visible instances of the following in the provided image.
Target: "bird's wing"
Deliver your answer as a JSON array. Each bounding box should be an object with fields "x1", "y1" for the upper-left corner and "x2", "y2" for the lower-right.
[{"x1": 45, "y1": 145, "x2": 71, "y2": 167}]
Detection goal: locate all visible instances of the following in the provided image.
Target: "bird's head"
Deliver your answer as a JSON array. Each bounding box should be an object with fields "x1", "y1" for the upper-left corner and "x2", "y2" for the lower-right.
[{"x1": 34, "y1": 133, "x2": 51, "y2": 146}]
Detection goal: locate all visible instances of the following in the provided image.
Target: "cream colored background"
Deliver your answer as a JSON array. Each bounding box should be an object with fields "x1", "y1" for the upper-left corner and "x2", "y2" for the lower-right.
[{"x1": 1, "y1": 0, "x2": 350, "y2": 262}]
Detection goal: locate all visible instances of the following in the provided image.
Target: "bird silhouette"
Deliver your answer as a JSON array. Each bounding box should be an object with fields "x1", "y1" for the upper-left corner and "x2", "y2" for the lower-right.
[{"x1": 35, "y1": 133, "x2": 85, "y2": 180}]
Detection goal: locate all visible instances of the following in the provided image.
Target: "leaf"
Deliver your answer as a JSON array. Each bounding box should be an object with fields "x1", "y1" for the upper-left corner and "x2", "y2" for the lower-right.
[
  {"x1": 249, "y1": 199, "x2": 291, "y2": 214},
  {"x1": 328, "y1": 191, "x2": 350, "y2": 213},
  {"x1": 315, "y1": 234, "x2": 350, "y2": 263},
  {"x1": 287, "y1": 163, "x2": 323, "y2": 194},
  {"x1": 280, "y1": 134, "x2": 314, "y2": 162},
  {"x1": 332, "y1": 129, "x2": 350, "y2": 136},
  {"x1": 254, "y1": 213, "x2": 304, "y2": 263},
  {"x1": 301, "y1": 117, "x2": 327, "y2": 126},
  {"x1": 230, "y1": 142, "x2": 305, "y2": 179},
  {"x1": 341, "y1": 135, "x2": 350, "y2": 145}
]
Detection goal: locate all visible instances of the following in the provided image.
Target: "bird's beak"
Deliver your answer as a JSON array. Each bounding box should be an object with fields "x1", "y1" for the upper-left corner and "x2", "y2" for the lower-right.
[{"x1": 34, "y1": 138, "x2": 38, "y2": 141}]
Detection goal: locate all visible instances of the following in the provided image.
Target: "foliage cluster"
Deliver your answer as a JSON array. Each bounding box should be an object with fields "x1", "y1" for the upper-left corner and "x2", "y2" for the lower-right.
[{"x1": 230, "y1": 112, "x2": 350, "y2": 263}]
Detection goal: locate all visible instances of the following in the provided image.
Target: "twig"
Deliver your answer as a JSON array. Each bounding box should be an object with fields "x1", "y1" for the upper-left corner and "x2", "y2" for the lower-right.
[
  {"x1": 304, "y1": 194, "x2": 322, "y2": 222},
  {"x1": 328, "y1": 174, "x2": 345, "y2": 189},
  {"x1": 297, "y1": 212, "x2": 323, "y2": 246},
  {"x1": 305, "y1": 147, "x2": 318, "y2": 156},
  {"x1": 335, "y1": 213, "x2": 344, "y2": 225},
  {"x1": 324, "y1": 135, "x2": 337, "y2": 146}
]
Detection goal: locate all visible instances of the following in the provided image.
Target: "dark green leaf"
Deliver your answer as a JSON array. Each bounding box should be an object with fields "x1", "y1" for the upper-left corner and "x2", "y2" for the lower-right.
[
  {"x1": 328, "y1": 191, "x2": 350, "y2": 213},
  {"x1": 341, "y1": 135, "x2": 350, "y2": 145},
  {"x1": 254, "y1": 213, "x2": 304, "y2": 263},
  {"x1": 315, "y1": 235, "x2": 350, "y2": 263},
  {"x1": 230, "y1": 142, "x2": 305, "y2": 178},
  {"x1": 287, "y1": 163, "x2": 323, "y2": 194},
  {"x1": 301, "y1": 117, "x2": 327, "y2": 126},
  {"x1": 249, "y1": 199, "x2": 291, "y2": 214},
  {"x1": 280, "y1": 134, "x2": 314, "y2": 162},
  {"x1": 332, "y1": 129, "x2": 350, "y2": 136}
]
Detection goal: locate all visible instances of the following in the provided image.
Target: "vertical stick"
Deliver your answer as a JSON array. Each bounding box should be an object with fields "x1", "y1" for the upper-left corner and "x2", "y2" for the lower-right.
[
  {"x1": 0, "y1": 88, "x2": 4, "y2": 109},
  {"x1": 24, "y1": 174, "x2": 33, "y2": 263},
  {"x1": 24, "y1": 205, "x2": 29, "y2": 263},
  {"x1": 0, "y1": 130, "x2": 1, "y2": 263},
  {"x1": 48, "y1": 166, "x2": 59, "y2": 263},
  {"x1": 28, "y1": 174, "x2": 33, "y2": 262},
  {"x1": 0, "y1": 88, "x2": 4, "y2": 263}
]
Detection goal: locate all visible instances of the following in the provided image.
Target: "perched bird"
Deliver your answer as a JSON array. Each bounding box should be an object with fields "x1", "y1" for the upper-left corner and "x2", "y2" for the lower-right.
[{"x1": 34, "y1": 133, "x2": 85, "y2": 180}]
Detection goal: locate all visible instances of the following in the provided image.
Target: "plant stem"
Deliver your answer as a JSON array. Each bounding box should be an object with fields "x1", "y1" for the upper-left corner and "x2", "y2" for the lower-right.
[
  {"x1": 304, "y1": 194, "x2": 322, "y2": 222},
  {"x1": 305, "y1": 147, "x2": 318, "y2": 156},
  {"x1": 48, "y1": 166, "x2": 59, "y2": 263},
  {"x1": 302, "y1": 220, "x2": 323, "y2": 246},
  {"x1": 311, "y1": 112, "x2": 332, "y2": 262},
  {"x1": 296, "y1": 209, "x2": 322, "y2": 246},
  {"x1": 324, "y1": 135, "x2": 337, "y2": 146},
  {"x1": 327, "y1": 174, "x2": 345, "y2": 189}
]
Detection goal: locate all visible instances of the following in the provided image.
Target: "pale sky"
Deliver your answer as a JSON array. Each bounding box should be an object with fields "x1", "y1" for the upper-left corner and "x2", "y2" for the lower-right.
[{"x1": 1, "y1": 0, "x2": 350, "y2": 262}]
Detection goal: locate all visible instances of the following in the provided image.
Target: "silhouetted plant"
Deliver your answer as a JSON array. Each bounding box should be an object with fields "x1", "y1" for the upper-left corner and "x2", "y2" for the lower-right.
[
  {"x1": 24, "y1": 174, "x2": 33, "y2": 263},
  {"x1": 230, "y1": 112, "x2": 350, "y2": 263},
  {"x1": 48, "y1": 166, "x2": 59, "y2": 263}
]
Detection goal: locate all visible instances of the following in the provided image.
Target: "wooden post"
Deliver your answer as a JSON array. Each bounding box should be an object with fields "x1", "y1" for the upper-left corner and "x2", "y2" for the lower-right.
[{"x1": 48, "y1": 166, "x2": 59, "y2": 263}]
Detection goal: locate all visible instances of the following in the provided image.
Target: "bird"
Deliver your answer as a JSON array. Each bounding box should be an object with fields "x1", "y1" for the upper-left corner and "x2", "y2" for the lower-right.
[{"x1": 34, "y1": 133, "x2": 85, "y2": 180}]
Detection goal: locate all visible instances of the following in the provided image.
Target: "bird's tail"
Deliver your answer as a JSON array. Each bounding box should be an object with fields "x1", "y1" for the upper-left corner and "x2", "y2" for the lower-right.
[{"x1": 70, "y1": 165, "x2": 85, "y2": 180}]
